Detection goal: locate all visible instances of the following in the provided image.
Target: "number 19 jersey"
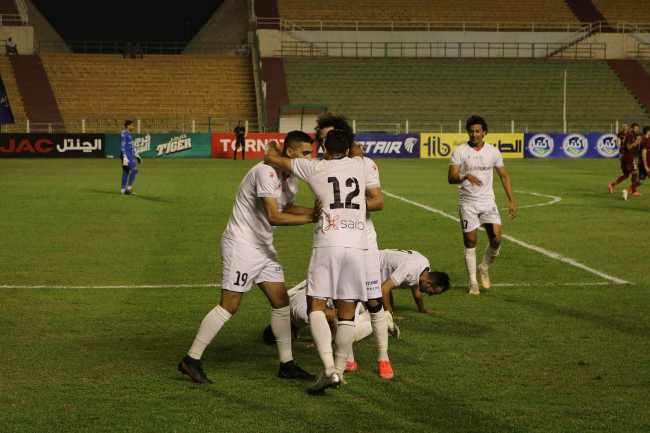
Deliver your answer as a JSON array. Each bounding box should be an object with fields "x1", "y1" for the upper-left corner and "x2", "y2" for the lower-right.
[{"x1": 292, "y1": 157, "x2": 367, "y2": 250}]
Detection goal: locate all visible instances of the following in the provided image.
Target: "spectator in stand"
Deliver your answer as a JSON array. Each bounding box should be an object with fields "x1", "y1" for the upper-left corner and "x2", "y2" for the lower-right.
[
  {"x1": 5, "y1": 37, "x2": 18, "y2": 56},
  {"x1": 233, "y1": 120, "x2": 247, "y2": 160}
]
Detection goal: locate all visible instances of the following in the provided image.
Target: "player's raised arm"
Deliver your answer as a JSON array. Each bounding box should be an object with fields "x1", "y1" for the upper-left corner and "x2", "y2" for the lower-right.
[
  {"x1": 264, "y1": 141, "x2": 293, "y2": 173},
  {"x1": 495, "y1": 166, "x2": 517, "y2": 219}
]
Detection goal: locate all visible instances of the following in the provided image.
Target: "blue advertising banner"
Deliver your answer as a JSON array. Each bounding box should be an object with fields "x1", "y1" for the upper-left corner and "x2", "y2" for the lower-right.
[
  {"x1": 524, "y1": 133, "x2": 620, "y2": 159},
  {"x1": 105, "y1": 133, "x2": 212, "y2": 158},
  {"x1": 355, "y1": 133, "x2": 420, "y2": 158}
]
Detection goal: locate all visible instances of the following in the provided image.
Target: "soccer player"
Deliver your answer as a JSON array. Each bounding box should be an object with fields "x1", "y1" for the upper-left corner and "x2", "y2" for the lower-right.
[
  {"x1": 448, "y1": 115, "x2": 517, "y2": 295},
  {"x1": 120, "y1": 120, "x2": 139, "y2": 195},
  {"x1": 265, "y1": 128, "x2": 368, "y2": 395},
  {"x1": 379, "y1": 248, "x2": 450, "y2": 324},
  {"x1": 609, "y1": 123, "x2": 642, "y2": 200},
  {"x1": 315, "y1": 113, "x2": 394, "y2": 380},
  {"x1": 178, "y1": 131, "x2": 316, "y2": 385},
  {"x1": 233, "y1": 120, "x2": 246, "y2": 160},
  {"x1": 640, "y1": 126, "x2": 650, "y2": 183}
]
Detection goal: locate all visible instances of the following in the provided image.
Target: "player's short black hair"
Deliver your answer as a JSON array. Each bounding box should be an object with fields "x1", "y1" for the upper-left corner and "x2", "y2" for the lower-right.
[
  {"x1": 430, "y1": 271, "x2": 451, "y2": 292},
  {"x1": 124, "y1": 120, "x2": 133, "y2": 128},
  {"x1": 324, "y1": 129, "x2": 353, "y2": 155},
  {"x1": 283, "y1": 130, "x2": 313, "y2": 155},
  {"x1": 316, "y1": 113, "x2": 354, "y2": 143},
  {"x1": 465, "y1": 115, "x2": 488, "y2": 133},
  {"x1": 643, "y1": 126, "x2": 650, "y2": 135},
  {"x1": 631, "y1": 122, "x2": 640, "y2": 128}
]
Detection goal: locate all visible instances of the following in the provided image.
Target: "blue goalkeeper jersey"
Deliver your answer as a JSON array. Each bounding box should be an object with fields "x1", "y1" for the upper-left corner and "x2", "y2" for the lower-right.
[{"x1": 121, "y1": 129, "x2": 135, "y2": 161}]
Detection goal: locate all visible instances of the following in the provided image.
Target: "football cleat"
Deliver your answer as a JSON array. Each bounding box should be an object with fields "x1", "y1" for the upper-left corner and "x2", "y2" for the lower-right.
[
  {"x1": 378, "y1": 360, "x2": 394, "y2": 380},
  {"x1": 622, "y1": 189, "x2": 629, "y2": 201},
  {"x1": 178, "y1": 355, "x2": 213, "y2": 384},
  {"x1": 306, "y1": 372, "x2": 341, "y2": 395},
  {"x1": 607, "y1": 183, "x2": 614, "y2": 194},
  {"x1": 469, "y1": 283, "x2": 480, "y2": 295},
  {"x1": 278, "y1": 360, "x2": 315, "y2": 381},
  {"x1": 478, "y1": 264, "x2": 491, "y2": 289},
  {"x1": 631, "y1": 191, "x2": 641, "y2": 197},
  {"x1": 345, "y1": 360, "x2": 358, "y2": 373}
]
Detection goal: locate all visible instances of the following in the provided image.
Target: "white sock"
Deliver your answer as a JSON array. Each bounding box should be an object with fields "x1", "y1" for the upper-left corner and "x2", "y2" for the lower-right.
[
  {"x1": 369, "y1": 310, "x2": 389, "y2": 362},
  {"x1": 482, "y1": 245, "x2": 500, "y2": 266},
  {"x1": 464, "y1": 247, "x2": 478, "y2": 285},
  {"x1": 187, "y1": 305, "x2": 232, "y2": 360},
  {"x1": 309, "y1": 311, "x2": 335, "y2": 375},
  {"x1": 334, "y1": 320, "x2": 356, "y2": 376},
  {"x1": 271, "y1": 306, "x2": 293, "y2": 363}
]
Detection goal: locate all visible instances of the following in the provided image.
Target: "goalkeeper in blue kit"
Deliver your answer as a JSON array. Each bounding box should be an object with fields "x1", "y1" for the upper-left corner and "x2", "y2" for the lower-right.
[{"x1": 120, "y1": 120, "x2": 141, "y2": 195}]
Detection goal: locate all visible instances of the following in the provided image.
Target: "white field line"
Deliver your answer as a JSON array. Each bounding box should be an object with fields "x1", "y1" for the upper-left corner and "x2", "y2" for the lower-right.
[
  {"x1": 513, "y1": 190, "x2": 562, "y2": 209},
  {"x1": 0, "y1": 283, "x2": 220, "y2": 289},
  {"x1": 383, "y1": 190, "x2": 631, "y2": 285},
  {"x1": 490, "y1": 281, "x2": 612, "y2": 287}
]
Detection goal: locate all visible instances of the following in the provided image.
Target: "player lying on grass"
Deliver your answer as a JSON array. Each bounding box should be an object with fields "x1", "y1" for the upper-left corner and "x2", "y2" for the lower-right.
[
  {"x1": 178, "y1": 131, "x2": 317, "y2": 385},
  {"x1": 261, "y1": 281, "x2": 374, "y2": 373}
]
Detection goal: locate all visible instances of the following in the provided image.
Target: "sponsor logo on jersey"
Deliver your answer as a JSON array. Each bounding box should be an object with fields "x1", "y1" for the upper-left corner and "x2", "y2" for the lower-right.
[
  {"x1": 322, "y1": 213, "x2": 365, "y2": 232},
  {"x1": 596, "y1": 134, "x2": 619, "y2": 158},
  {"x1": 527, "y1": 134, "x2": 554, "y2": 158},
  {"x1": 561, "y1": 134, "x2": 589, "y2": 158}
]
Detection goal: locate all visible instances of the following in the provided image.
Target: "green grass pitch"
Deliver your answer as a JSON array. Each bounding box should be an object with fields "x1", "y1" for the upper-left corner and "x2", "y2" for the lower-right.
[{"x1": 1, "y1": 158, "x2": 648, "y2": 433}]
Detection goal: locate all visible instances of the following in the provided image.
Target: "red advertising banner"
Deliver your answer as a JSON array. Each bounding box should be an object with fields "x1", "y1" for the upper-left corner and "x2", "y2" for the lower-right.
[{"x1": 212, "y1": 133, "x2": 286, "y2": 159}]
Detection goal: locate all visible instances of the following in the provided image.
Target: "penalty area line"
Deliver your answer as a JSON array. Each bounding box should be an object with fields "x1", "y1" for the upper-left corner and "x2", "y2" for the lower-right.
[{"x1": 383, "y1": 190, "x2": 631, "y2": 286}]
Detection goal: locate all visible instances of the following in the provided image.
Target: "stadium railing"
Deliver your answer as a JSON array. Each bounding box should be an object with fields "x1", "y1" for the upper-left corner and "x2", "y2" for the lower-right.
[
  {"x1": 35, "y1": 40, "x2": 250, "y2": 55},
  {"x1": 258, "y1": 17, "x2": 590, "y2": 33},
  {"x1": 629, "y1": 43, "x2": 650, "y2": 59},
  {"x1": 3, "y1": 118, "x2": 261, "y2": 134},
  {"x1": 0, "y1": 13, "x2": 26, "y2": 26},
  {"x1": 277, "y1": 40, "x2": 607, "y2": 59}
]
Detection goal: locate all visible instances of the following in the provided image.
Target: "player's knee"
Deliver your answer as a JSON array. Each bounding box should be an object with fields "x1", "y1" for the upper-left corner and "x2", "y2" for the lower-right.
[
  {"x1": 464, "y1": 239, "x2": 477, "y2": 248},
  {"x1": 366, "y1": 299, "x2": 383, "y2": 313},
  {"x1": 219, "y1": 301, "x2": 239, "y2": 315}
]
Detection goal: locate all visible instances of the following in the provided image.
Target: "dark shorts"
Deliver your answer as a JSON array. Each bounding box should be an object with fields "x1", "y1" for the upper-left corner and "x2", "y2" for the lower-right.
[{"x1": 620, "y1": 157, "x2": 636, "y2": 175}]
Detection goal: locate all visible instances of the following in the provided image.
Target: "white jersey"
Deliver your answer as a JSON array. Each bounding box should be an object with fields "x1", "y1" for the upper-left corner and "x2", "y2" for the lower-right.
[
  {"x1": 222, "y1": 162, "x2": 297, "y2": 247},
  {"x1": 380, "y1": 249, "x2": 430, "y2": 288},
  {"x1": 292, "y1": 157, "x2": 367, "y2": 249},
  {"x1": 449, "y1": 142, "x2": 504, "y2": 204},
  {"x1": 363, "y1": 156, "x2": 381, "y2": 248}
]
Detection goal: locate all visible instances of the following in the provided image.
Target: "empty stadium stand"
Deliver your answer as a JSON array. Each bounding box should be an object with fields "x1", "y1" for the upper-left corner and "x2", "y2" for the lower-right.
[
  {"x1": 591, "y1": 0, "x2": 650, "y2": 24},
  {"x1": 283, "y1": 57, "x2": 649, "y2": 132},
  {"x1": 277, "y1": 0, "x2": 579, "y2": 23},
  {"x1": 39, "y1": 54, "x2": 257, "y2": 132}
]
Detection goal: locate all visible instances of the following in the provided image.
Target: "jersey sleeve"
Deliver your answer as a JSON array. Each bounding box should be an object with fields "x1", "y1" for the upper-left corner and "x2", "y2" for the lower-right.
[
  {"x1": 494, "y1": 147, "x2": 505, "y2": 168},
  {"x1": 449, "y1": 147, "x2": 462, "y2": 166},
  {"x1": 291, "y1": 158, "x2": 316, "y2": 182},
  {"x1": 390, "y1": 254, "x2": 429, "y2": 287},
  {"x1": 364, "y1": 157, "x2": 380, "y2": 189},
  {"x1": 255, "y1": 166, "x2": 281, "y2": 198}
]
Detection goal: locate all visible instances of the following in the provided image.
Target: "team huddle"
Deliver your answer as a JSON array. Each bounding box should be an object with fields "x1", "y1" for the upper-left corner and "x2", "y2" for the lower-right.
[{"x1": 178, "y1": 114, "x2": 516, "y2": 395}]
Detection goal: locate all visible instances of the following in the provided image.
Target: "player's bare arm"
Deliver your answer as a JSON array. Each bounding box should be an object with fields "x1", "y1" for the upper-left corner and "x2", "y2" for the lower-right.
[
  {"x1": 366, "y1": 186, "x2": 384, "y2": 212},
  {"x1": 643, "y1": 148, "x2": 650, "y2": 173},
  {"x1": 495, "y1": 166, "x2": 517, "y2": 219},
  {"x1": 409, "y1": 286, "x2": 431, "y2": 314},
  {"x1": 381, "y1": 279, "x2": 396, "y2": 312},
  {"x1": 264, "y1": 141, "x2": 293, "y2": 173},
  {"x1": 448, "y1": 164, "x2": 482, "y2": 186},
  {"x1": 262, "y1": 197, "x2": 313, "y2": 226}
]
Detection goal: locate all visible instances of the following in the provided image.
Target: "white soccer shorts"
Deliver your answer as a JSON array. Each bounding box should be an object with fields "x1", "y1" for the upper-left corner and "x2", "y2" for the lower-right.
[
  {"x1": 220, "y1": 236, "x2": 284, "y2": 293},
  {"x1": 365, "y1": 246, "x2": 382, "y2": 300},
  {"x1": 459, "y1": 201, "x2": 502, "y2": 233},
  {"x1": 307, "y1": 246, "x2": 367, "y2": 302}
]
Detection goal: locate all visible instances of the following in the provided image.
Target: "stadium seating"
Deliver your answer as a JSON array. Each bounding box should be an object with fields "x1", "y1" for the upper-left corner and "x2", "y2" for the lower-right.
[
  {"x1": 0, "y1": 56, "x2": 27, "y2": 131},
  {"x1": 277, "y1": 0, "x2": 579, "y2": 23},
  {"x1": 40, "y1": 54, "x2": 257, "y2": 132},
  {"x1": 591, "y1": 0, "x2": 650, "y2": 24},
  {"x1": 0, "y1": 0, "x2": 17, "y2": 14},
  {"x1": 284, "y1": 57, "x2": 649, "y2": 132}
]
